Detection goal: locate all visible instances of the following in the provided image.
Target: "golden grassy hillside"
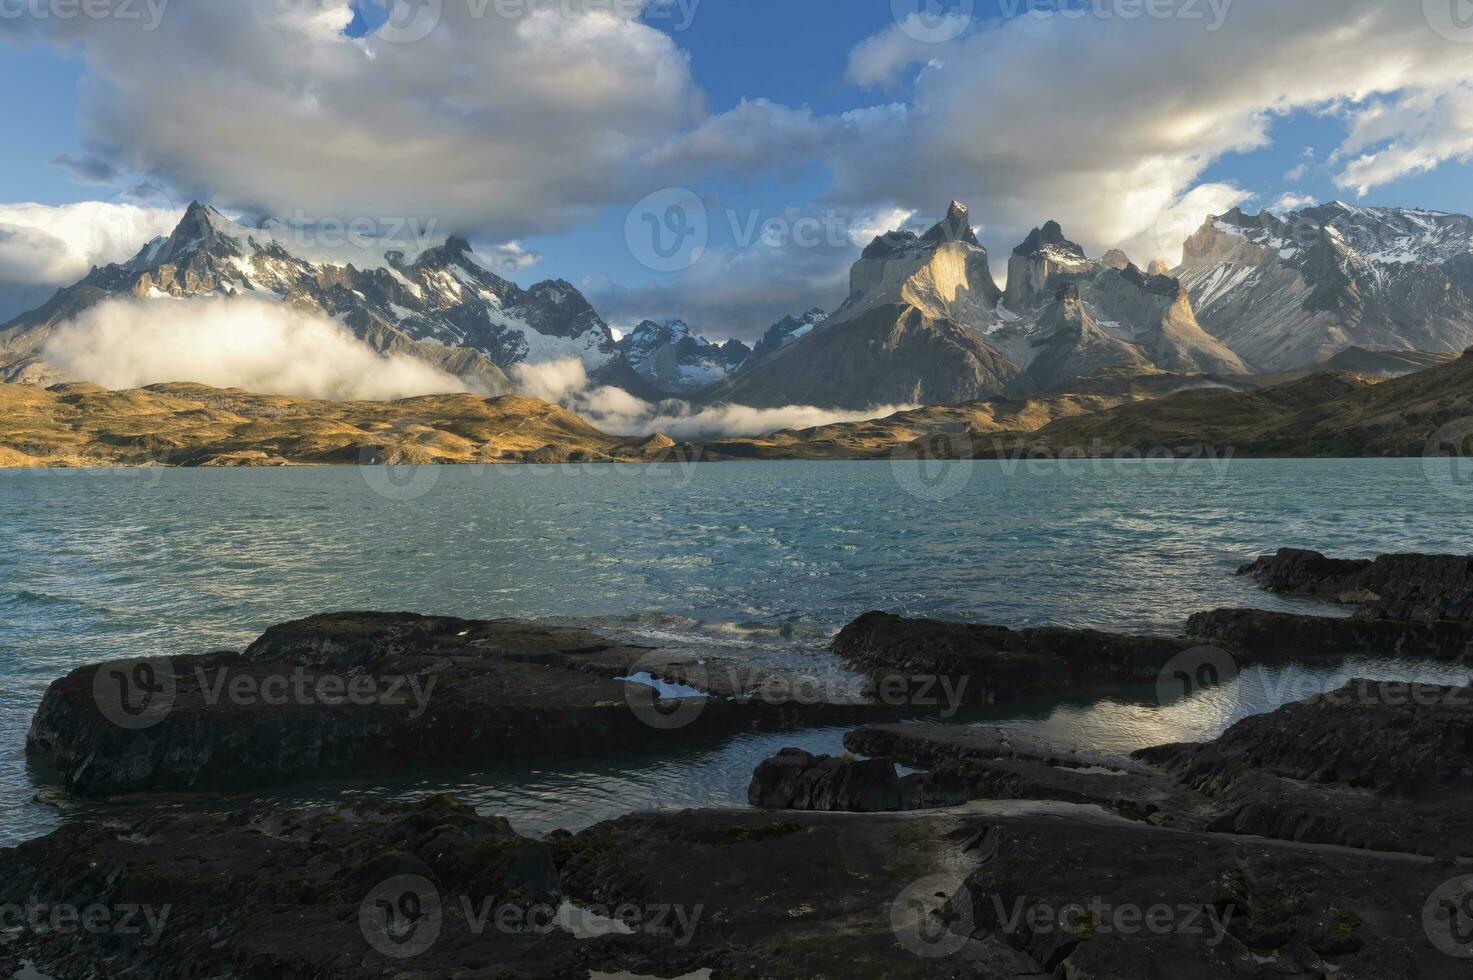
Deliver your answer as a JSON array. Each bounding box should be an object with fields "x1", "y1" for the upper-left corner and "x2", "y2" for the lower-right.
[{"x1": 0, "y1": 383, "x2": 676, "y2": 467}]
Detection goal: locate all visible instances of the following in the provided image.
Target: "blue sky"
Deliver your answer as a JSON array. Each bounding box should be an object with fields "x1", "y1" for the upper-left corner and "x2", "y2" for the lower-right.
[{"x1": 3, "y1": 0, "x2": 1472, "y2": 338}]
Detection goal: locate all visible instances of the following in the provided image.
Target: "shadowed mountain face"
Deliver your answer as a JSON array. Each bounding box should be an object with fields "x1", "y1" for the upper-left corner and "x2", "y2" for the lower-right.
[
  {"x1": 615, "y1": 318, "x2": 750, "y2": 396},
  {"x1": 707, "y1": 202, "x2": 1247, "y2": 410},
  {"x1": 1176, "y1": 202, "x2": 1473, "y2": 370},
  {"x1": 697, "y1": 348, "x2": 1473, "y2": 461},
  {"x1": 0, "y1": 203, "x2": 628, "y2": 393}
]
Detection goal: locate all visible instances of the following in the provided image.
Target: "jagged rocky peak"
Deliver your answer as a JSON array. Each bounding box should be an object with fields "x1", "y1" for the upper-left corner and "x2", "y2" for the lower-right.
[
  {"x1": 616, "y1": 318, "x2": 747, "y2": 394},
  {"x1": 1146, "y1": 258, "x2": 1171, "y2": 276},
  {"x1": 1101, "y1": 248, "x2": 1132, "y2": 270},
  {"x1": 920, "y1": 200, "x2": 982, "y2": 247},
  {"x1": 750, "y1": 308, "x2": 829, "y2": 361},
  {"x1": 1175, "y1": 200, "x2": 1473, "y2": 369},
  {"x1": 846, "y1": 200, "x2": 1002, "y2": 320},
  {"x1": 1004, "y1": 219, "x2": 1094, "y2": 310}
]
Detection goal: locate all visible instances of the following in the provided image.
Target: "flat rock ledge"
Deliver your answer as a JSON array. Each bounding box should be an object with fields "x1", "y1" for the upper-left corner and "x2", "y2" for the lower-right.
[
  {"x1": 831, "y1": 611, "x2": 1208, "y2": 707},
  {"x1": 26, "y1": 612, "x2": 918, "y2": 798},
  {"x1": 746, "y1": 746, "x2": 967, "y2": 812},
  {"x1": 1239, "y1": 547, "x2": 1473, "y2": 622},
  {"x1": 6, "y1": 681, "x2": 1472, "y2": 978},
  {"x1": 1187, "y1": 607, "x2": 1473, "y2": 661},
  {"x1": 847, "y1": 679, "x2": 1473, "y2": 859}
]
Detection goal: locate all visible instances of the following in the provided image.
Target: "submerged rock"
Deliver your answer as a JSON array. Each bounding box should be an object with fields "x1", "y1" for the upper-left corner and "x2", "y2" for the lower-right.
[
  {"x1": 27, "y1": 612, "x2": 916, "y2": 798},
  {"x1": 746, "y1": 747, "x2": 966, "y2": 812}
]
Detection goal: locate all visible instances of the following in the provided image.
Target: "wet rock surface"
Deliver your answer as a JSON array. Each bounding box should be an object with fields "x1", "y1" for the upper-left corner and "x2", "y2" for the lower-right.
[
  {"x1": 0, "y1": 795, "x2": 584, "y2": 979},
  {"x1": 1239, "y1": 547, "x2": 1473, "y2": 622},
  {"x1": 746, "y1": 747, "x2": 967, "y2": 812},
  {"x1": 26, "y1": 612, "x2": 915, "y2": 798},
  {"x1": 850, "y1": 680, "x2": 1473, "y2": 859},
  {"x1": 1187, "y1": 607, "x2": 1473, "y2": 661},
  {"x1": 1139, "y1": 679, "x2": 1473, "y2": 857},
  {"x1": 831, "y1": 611, "x2": 1205, "y2": 706}
]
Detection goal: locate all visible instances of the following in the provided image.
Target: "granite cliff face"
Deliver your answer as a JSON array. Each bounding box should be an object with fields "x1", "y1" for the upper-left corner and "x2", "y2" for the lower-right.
[
  {"x1": 703, "y1": 202, "x2": 1031, "y2": 408},
  {"x1": 1176, "y1": 202, "x2": 1473, "y2": 369},
  {"x1": 706, "y1": 202, "x2": 1247, "y2": 409}
]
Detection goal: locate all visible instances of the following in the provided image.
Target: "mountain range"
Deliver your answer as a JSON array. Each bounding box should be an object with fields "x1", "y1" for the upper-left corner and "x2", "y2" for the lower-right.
[{"x1": 2, "y1": 198, "x2": 1472, "y2": 413}]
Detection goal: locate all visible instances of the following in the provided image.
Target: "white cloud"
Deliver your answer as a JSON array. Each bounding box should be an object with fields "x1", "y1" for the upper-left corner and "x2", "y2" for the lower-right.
[
  {"x1": 660, "y1": 2, "x2": 1473, "y2": 268},
  {"x1": 1271, "y1": 193, "x2": 1317, "y2": 213},
  {"x1": 511, "y1": 356, "x2": 911, "y2": 438},
  {"x1": 43, "y1": 295, "x2": 468, "y2": 400},
  {"x1": 1335, "y1": 84, "x2": 1473, "y2": 196},
  {"x1": 644, "y1": 402, "x2": 919, "y2": 441},
  {"x1": 42, "y1": 0, "x2": 703, "y2": 239},
  {"x1": 475, "y1": 241, "x2": 542, "y2": 273},
  {"x1": 0, "y1": 201, "x2": 182, "y2": 285}
]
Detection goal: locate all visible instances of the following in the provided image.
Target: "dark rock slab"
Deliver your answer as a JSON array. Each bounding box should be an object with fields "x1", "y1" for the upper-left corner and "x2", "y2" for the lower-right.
[
  {"x1": 1138, "y1": 679, "x2": 1473, "y2": 857},
  {"x1": 1188, "y1": 607, "x2": 1473, "y2": 661},
  {"x1": 832, "y1": 611, "x2": 1205, "y2": 706},
  {"x1": 1240, "y1": 547, "x2": 1473, "y2": 622},
  {"x1": 550, "y1": 801, "x2": 1468, "y2": 978},
  {"x1": 956, "y1": 812, "x2": 1468, "y2": 979},
  {"x1": 847, "y1": 679, "x2": 1473, "y2": 859},
  {"x1": 0, "y1": 795, "x2": 584, "y2": 979},
  {"x1": 844, "y1": 724, "x2": 1204, "y2": 828},
  {"x1": 746, "y1": 746, "x2": 967, "y2": 812},
  {"x1": 550, "y1": 806, "x2": 1030, "y2": 978},
  {"x1": 26, "y1": 612, "x2": 916, "y2": 798}
]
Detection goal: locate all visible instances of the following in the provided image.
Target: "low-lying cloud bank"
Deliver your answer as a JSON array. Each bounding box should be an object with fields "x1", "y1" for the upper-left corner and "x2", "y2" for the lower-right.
[
  {"x1": 43, "y1": 295, "x2": 469, "y2": 401},
  {"x1": 512, "y1": 357, "x2": 912, "y2": 439}
]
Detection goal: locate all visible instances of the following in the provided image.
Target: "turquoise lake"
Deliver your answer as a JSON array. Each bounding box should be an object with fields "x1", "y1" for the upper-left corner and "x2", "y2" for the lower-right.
[{"x1": 2, "y1": 458, "x2": 1470, "y2": 844}]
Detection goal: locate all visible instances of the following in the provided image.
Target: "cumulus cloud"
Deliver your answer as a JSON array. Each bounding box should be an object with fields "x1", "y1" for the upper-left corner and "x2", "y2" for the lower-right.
[
  {"x1": 646, "y1": 1, "x2": 1473, "y2": 267},
  {"x1": 42, "y1": 0, "x2": 702, "y2": 238},
  {"x1": 0, "y1": 201, "x2": 182, "y2": 285},
  {"x1": 511, "y1": 357, "x2": 910, "y2": 438},
  {"x1": 1271, "y1": 193, "x2": 1317, "y2": 213},
  {"x1": 43, "y1": 295, "x2": 468, "y2": 400},
  {"x1": 586, "y1": 202, "x2": 924, "y2": 344}
]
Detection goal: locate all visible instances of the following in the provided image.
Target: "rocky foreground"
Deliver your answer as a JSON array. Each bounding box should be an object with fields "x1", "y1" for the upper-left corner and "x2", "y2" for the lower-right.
[
  {"x1": 26, "y1": 612, "x2": 915, "y2": 797},
  {"x1": 9, "y1": 548, "x2": 1473, "y2": 976},
  {"x1": 5, "y1": 675, "x2": 1470, "y2": 978}
]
